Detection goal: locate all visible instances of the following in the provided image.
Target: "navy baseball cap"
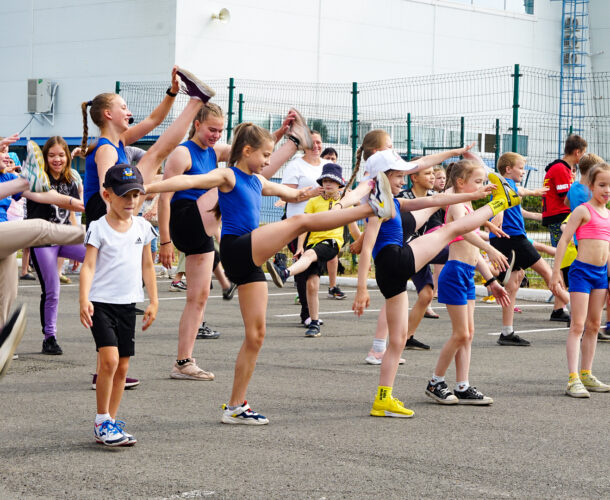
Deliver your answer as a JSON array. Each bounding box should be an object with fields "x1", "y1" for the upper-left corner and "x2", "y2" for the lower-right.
[{"x1": 103, "y1": 164, "x2": 145, "y2": 196}]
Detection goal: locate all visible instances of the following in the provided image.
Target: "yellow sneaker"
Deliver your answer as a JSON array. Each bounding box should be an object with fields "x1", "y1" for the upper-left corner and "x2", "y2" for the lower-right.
[
  {"x1": 481, "y1": 295, "x2": 496, "y2": 303},
  {"x1": 580, "y1": 372, "x2": 610, "y2": 392},
  {"x1": 488, "y1": 172, "x2": 521, "y2": 211},
  {"x1": 565, "y1": 378, "x2": 590, "y2": 398},
  {"x1": 370, "y1": 395, "x2": 414, "y2": 418}
]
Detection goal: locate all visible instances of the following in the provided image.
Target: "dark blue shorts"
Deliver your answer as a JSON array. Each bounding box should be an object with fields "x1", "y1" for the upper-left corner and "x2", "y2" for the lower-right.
[
  {"x1": 568, "y1": 260, "x2": 608, "y2": 294},
  {"x1": 438, "y1": 260, "x2": 476, "y2": 306}
]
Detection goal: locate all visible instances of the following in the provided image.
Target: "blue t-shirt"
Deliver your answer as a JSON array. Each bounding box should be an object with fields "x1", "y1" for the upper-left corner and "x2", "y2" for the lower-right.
[
  {"x1": 171, "y1": 141, "x2": 217, "y2": 203},
  {"x1": 566, "y1": 182, "x2": 591, "y2": 211},
  {"x1": 218, "y1": 167, "x2": 262, "y2": 237},
  {"x1": 372, "y1": 199, "x2": 403, "y2": 259},
  {"x1": 490, "y1": 177, "x2": 525, "y2": 238},
  {"x1": 84, "y1": 138, "x2": 129, "y2": 205},
  {"x1": 0, "y1": 172, "x2": 21, "y2": 222}
]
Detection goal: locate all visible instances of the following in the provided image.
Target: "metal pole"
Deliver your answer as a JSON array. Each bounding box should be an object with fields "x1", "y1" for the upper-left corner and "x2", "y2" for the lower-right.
[
  {"x1": 460, "y1": 116, "x2": 465, "y2": 151},
  {"x1": 407, "y1": 113, "x2": 412, "y2": 160},
  {"x1": 351, "y1": 82, "x2": 358, "y2": 172},
  {"x1": 495, "y1": 118, "x2": 500, "y2": 171},
  {"x1": 511, "y1": 64, "x2": 521, "y2": 153},
  {"x1": 115, "y1": 81, "x2": 120, "y2": 94},
  {"x1": 569, "y1": 124, "x2": 573, "y2": 136},
  {"x1": 238, "y1": 93, "x2": 244, "y2": 124},
  {"x1": 227, "y1": 77, "x2": 235, "y2": 141}
]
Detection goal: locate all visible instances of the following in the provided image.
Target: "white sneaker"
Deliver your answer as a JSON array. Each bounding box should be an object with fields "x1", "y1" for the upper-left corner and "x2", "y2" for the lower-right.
[
  {"x1": 0, "y1": 305, "x2": 27, "y2": 380},
  {"x1": 114, "y1": 419, "x2": 137, "y2": 446},
  {"x1": 221, "y1": 401, "x2": 269, "y2": 425},
  {"x1": 170, "y1": 359, "x2": 214, "y2": 381},
  {"x1": 94, "y1": 420, "x2": 128, "y2": 446},
  {"x1": 368, "y1": 172, "x2": 395, "y2": 219},
  {"x1": 364, "y1": 349, "x2": 405, "y2": 365}
]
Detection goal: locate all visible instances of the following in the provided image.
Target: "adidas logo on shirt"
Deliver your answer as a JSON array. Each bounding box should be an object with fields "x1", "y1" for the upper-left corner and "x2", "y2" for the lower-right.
[{"x1": 135, "y1": 237, "x2": 143, "y2": 245}]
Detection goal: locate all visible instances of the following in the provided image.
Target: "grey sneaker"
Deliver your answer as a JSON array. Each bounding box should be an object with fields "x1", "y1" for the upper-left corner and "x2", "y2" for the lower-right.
[
  {"x1": 286, "y1": 108, "x2": 314, "y2": 151},
  {"x1": 197, "y1": 322, "x2": 221, "y2": 339},
  {"x1": 176, "y1": 68, "x2": 216, "y2": 103},
  {"x1": 266, "y1": 260, "x2": 288, "y2": 288},
  {"x1": 368, "y1": 172, "x2": 395, "y2": 219},
  {"x1": 170, "y1": 359, "x2": 214, "y2": 381}
]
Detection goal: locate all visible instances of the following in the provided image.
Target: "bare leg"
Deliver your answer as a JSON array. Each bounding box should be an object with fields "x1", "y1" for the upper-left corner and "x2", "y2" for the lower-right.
[
  {"x1": 306, "y1": 275, "x2": 320, "y2": 320},
  {"x1": 96, "y1": 347, "x2": 119, "y2": 414},
  {"x1": 434, "y1": 304, "x2": 470, "y2": 377},
  {"x1": 213, "y1": 263, "x2": 231, "y2": 290},
  {"x1": 109, "y1": 357, "x2": 129, "y2": 418},
  {"x1": 531, "y1": 258, "x2": 570, "y2": 308},
  {"x1": 501, "y1": 270, "x2": 524, "y2": 328},
  {"x1": 566, "y1": 292, "x2": 589, "y2": 374},
  {"x1": 137, "y1": 98, "x2": 204, "y2": 183},
  {"x1": 454, "y1": 300, "x2": 475, "y2": 382},
  {"x1": 580, "y1": 289, "x2": 605, "y2": 371},
  {"x1": 287, "y1": 249, "x2": 318, "y2": 276},
  {"x1": 379, "y1": 293, "x2": 409, "y2": 387},
  {"x1": 327, "y1": 256, "x2": 338, "y2": 289},
  {"x1": 250, "y1": 205, "x2": 373, "y2": 266},
  {"x1": 21, "y1": 248, "x2": 31, "y2": 276},
  {"x1": 407, "y1": 285, "x2": 434, "y2": 339},
  {"x1": 177, "y1": 252, "x2": 214, "y2": 359},
  {"x1": 229, "y1": 281, "x2": 267, "y2": 406}
]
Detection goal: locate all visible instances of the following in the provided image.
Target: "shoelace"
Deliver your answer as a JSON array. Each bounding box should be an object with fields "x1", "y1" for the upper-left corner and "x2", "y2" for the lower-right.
[
  {"x1": 99, "y1": 420, "x2": 121, "y2": 437},
  {"x1": 114, "y1": 420, "x2": 127, "y2": 433}
]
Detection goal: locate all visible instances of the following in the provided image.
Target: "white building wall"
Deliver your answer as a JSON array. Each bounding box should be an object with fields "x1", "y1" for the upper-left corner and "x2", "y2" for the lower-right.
[
  {"x1": 0, "y1": 0, "x2": 176, "y2": 140},
  {"x1": 589, "y1": 0, "x2": 610, "y2": 73}
]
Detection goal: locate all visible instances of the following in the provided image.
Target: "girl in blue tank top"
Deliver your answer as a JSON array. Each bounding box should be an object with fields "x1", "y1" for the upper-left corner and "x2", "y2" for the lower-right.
[
  {"x1": 145, "y1": 122, "x2": 390, "y2": 425},
  {"x1": 351, "y1": 130, "x2": 513, "y2": 420}
]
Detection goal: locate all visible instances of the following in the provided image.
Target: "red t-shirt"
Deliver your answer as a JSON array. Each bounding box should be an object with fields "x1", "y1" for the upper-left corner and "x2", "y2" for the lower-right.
[{"x1": 542, "y1": 159, "x2": 573, "y2": 225}]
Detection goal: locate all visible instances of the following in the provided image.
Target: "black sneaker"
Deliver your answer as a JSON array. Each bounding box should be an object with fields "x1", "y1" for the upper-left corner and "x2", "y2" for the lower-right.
[
  {"x1": 598, "y1": 330, "x2": 610, "y2": 342},
  {"x1": 454, "y1": 386, "x2": 493, "y2": 405},
  {"x1": 223, "y1": 282, "x2": 237, "y2": 300},
  {"x1": 197, "y1": 322, "x2": 221, "y2": 340},
  {"x1": 550, "y1": 308, "x2": 570, "y2": 322},
  {"x1": 266, "y1": 260, "x2": 288, "y2": 288},
  {"x1": 425, "y1": 381, "x2": 458, "y2": 404},
  {"x1": 405, "y1": 337, "x2": 430, "y2": 350},
  {"x1": 497, "y1": 332, "x2": 530, "y2": 346},
  {"x1": 302, "y1": 318, "x2": 324, "y2": 327},
  {"x1": 328, "y1": 287, "x2": 346, "y2": 300},
  {"x1": 42, "y1": 336, "x2": 63, "y2": 355},
  {"x1": 305, "y1": 323, "x2": 321, "y2": 338}
]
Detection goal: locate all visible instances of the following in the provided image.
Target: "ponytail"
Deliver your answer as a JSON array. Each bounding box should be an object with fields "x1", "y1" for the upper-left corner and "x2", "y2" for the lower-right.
[{"x1": 79, "y1": 93, "x2": 116, "y2": 158}]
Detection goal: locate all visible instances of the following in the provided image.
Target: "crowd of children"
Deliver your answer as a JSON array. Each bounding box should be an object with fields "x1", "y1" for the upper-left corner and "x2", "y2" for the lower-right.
[{"x1": 0, "y1": 67, "x2": 608, "y2": 446}]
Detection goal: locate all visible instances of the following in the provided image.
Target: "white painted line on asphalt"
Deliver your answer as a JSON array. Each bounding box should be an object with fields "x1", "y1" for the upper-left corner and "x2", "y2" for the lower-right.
[
  {"x1": 275, "y1": 309, "x2": 381, "y2": 317},
  {"x1": 487, "y1": 327, "x2": 570, "y2": 336},
  {"x1": 158, "y1": 290, "x2": 357, "y2": 301}
]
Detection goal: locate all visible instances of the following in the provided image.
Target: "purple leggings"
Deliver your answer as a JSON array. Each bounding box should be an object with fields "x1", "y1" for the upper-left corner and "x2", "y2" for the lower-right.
[{"x1": 31, "y1": 244, "x2": 86, "y2": 339}]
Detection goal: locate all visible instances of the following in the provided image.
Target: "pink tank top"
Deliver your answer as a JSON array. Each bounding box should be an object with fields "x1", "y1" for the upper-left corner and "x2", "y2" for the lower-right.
[
  {"x1": 575, "y1": 202, "x2": 610, "y2": 242},
  {"x1": 446, "y1": 204, "x2": 479, "y2": 245}
]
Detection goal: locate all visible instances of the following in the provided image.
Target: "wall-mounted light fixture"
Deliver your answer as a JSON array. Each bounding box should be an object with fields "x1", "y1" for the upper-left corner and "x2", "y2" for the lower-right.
[{"x1": 211, "y1": 8, "x2": 231, "y2": 24}]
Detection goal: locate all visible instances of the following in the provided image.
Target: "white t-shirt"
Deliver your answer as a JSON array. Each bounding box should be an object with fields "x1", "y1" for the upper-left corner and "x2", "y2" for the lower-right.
[
  {"x1": 281, "y1": 157, "x2": 329, "y2": 218},
  {"x1": 85, "y1": 216, "x2": 158, "y2": 304}
]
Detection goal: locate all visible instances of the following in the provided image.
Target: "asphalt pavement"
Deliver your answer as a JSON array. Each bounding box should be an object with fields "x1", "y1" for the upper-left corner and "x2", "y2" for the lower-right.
[{"x1": 1, "y1": 276, "x2": 608, "y2": 499}]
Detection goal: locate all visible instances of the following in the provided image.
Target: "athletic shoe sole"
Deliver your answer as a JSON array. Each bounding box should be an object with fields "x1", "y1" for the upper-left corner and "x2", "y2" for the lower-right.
[
  {"x1": 424, "y1": 389, "x2": 459, "y2": 405},
  {"x1": 287, "y1": 108, "x2": 314, "y2": 151},
  {"x1": 370, "y1": 409, "x2": 414, "y2": 418},
  {"x1": 221, "y1": 415, "x2": 269, "y2": 425},
  {"x1": 369, "y1": 172, "x2": 395, "y2": 220},
  {"x1": 455, "y1": 397, "x2": 494, "y2": 405},
  {"x1": 176, "y1": 68, "x2": 216, "y2": 102},
  {"x1": 266, "y1": 260, "x2": 285, "y2": 288},
  {"x1": 501, "y1": 250, "x2": 516, "y2": 286},
  {"x1": 170, "y1": 373, "x2": 214, "y2": 381},
  {"x1": 0, "y1": 305, "x2": 27, "y2": 380},
  {"x1": 565, "y1": 389, "x2": 590, "y2": 398}
]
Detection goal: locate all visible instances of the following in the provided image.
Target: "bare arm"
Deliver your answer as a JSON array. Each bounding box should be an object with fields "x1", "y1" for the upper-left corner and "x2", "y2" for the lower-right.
[
  {"x1": 476, "y1": 254, "x2": 510, "y2": 307},
  {"x1": 397, "y1": 185, "x2": 493, "y2": 212},
  {"x1": 347, "y1": 221, "x2": 361, "y2": 241},
  {"x1": 122, "y1": 67, "x2": 180, "y2": 145},
  {"x1": 23, "y1": 190, "x2": 84, "y2": 212},
  {"x1": 550, "y1": 206, "x2": 585, "y2": 293},
  {"x1": 93, "y1": 144, "x2": 119, "y2": 192},
  {"x1": 141, "y1": 243, "x2": 158, "y2": 331},
  {"x1": 521, "y1": 208, "x2": 542, "y2": 221},
  {"x1": 415, "y1": 143, "x2": 474, "y2": 169},
  {"x1": 146, "y1": 168, "x2": 231, "y2": 194},
  {"x1": 79, "y1": 245, "x2": 98, "y2": 328},
  {"x1": 259, "y1": 176, "x2": 320, "y2": 202},
  {"x1": 0, "y1": 177, "x2": 28, "y2": 198},
  {"x1": 352, "y1": 217, "x2": 381, "y2": 317}
]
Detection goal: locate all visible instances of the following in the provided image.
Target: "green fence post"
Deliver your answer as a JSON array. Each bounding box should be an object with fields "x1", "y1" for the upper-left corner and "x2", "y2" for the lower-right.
[
  {"x1": 460, "y1": 116, "x2": 465, "y2": 151},
  {"x1": 115, "y1": 81, "x2": 120, "y2": 94},
  {"x1": 351, "y1": 82, "x2": 358, "y2": 173},
  {"x1": 569, "y1": 125, "x2": 573, "y2": 136},
  {"x1": 227, "y1": 77, "x2": 235, "y2": 141},
  {"x1": 238, "y1": 93, "x2": 244, "y2": 124},
  {"x1": 407, "y1": 113, "x2": 412, "y2": 161},
  {"x1": 495, "y1": 118, "x2": 500, "y2": 171},
  {"x1": 511, "y1": 64, "x2": 521, "y2": 153}
]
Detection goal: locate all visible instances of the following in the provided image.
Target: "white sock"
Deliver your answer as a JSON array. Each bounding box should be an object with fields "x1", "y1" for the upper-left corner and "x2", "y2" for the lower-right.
[
  {"x1": 501, "y1": 325, "x2": 513, "y2": 336},
  {"x1": 431, "y1": 374, "x2": 445, "y2": 385},
  {"x1": 456, "y1": 381, "x2": 469, "y2": 392},
  {"x1": 95, "y1": 413, "x2": 111, "y2": 425},
  {"x1": 372, "y1": 339, "x2": 386, "y2": 353}
]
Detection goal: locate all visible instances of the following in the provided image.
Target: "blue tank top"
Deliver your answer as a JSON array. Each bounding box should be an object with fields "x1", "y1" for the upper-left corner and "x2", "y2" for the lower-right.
[
  {"x1": 489, "y1": 178, "x2": 525, "y2": 238},
  {"x1": 219, "y1": 167, "x2": 262, "y2": 237},
  {"x1": 171, "y1": 141, "x2": 217, "y2": 203},
  {"x1": 84, "y1": 138, "x2": 128, "y2": 205},
  {"x1": 372, "y1": 199, "x2": 403, "y2": 259}
]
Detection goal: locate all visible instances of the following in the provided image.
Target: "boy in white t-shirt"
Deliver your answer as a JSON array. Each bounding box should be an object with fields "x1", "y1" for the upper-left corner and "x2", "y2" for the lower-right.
[{"x1": 80, "y1": 164, "x2": 158, "y2": 447}]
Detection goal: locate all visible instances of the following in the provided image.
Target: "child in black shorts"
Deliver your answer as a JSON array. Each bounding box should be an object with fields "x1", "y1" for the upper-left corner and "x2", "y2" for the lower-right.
[{"x1": 80, "y1": 165, "x2": 158, "y2": 446}]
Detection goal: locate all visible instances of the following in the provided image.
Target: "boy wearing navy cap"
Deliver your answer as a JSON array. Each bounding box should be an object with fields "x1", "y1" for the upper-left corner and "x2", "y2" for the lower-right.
[
  {"x1": 271, "y1": 164, "x2": 360, "y2": 337},
  {"x1": 80, "y1": 164, "x2": 158, "y2": 446}
]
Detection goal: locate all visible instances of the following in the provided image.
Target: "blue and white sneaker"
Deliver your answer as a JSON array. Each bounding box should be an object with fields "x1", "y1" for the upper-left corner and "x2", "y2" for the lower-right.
[
  {"x1": 94, "y1": 420, "x2": 128, "y2": 447},
  {"x1": 221, "y1": 401, "x2": 269, "y2": 425},
  {"x1": 114, "y1": 420, "x2": 137, "y2": 446}
]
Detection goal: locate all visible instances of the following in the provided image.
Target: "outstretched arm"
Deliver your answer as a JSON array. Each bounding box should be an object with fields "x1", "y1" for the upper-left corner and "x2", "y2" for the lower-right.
[
  {"x1": 145, "y1": 168, "x2": 231, "y2": 194},
  {"x1": 23, "y1": 190, "x2": 84, "y2": 212},
  {"x1": 397, "y1": 184, "x2": 493, "y2": 212},
  {"x1": 416, "y1": 143, "x2": 475, "y2": 169},
  {"x1": 259, "y1": 176, "x2": 321, "y2": 202}
]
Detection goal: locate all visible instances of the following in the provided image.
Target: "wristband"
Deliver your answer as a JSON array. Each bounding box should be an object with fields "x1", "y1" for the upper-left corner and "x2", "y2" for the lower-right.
[
  {"x1": 335, "y1": 202, "x2": 343, "y2": 209},
  {"x1": 484, "y1": 276, "x2": 497, "y2": 287},
  {"x1": 286, "y1": 135, "x2": 300, "y2": 148},
  {"x1": 160, "y1": 241, "x2": 172, "y2": 246},
  {"x1": 166, "y1": 88, "x2": 178, "y2": 97}
]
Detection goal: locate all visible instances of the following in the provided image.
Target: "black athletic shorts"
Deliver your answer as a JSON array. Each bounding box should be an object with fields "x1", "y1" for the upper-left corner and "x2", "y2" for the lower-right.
[
  {"x1": 374, "y1": 244, "x2": 416, "y2": 299},
  {"x1": 220, "y1": 233, "x2": 266, "y2": 286},
  {"x1": 170, "y1": 199, "x2": 214, "y2": 256},
  {"x1": 490, "y1": 235, "x2": 541, "y2": 281},
  {"x1": 90, "y1": 302, "x2": 136, "y2": 357},
  {"x1": 304, "y1": 239, "x2": 339, "y2": 278},
  {"x1": 85, "y1": 192, "x2": 107, "y2": 229}
]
